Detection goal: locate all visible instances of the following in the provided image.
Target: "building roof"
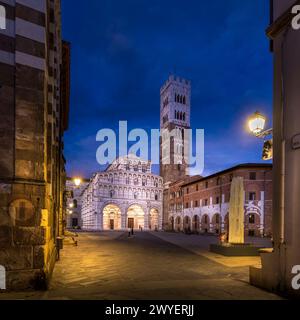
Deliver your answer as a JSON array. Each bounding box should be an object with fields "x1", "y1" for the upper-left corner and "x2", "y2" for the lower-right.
[
  {"x1": 106, "y1": 154, "x2": 150, "y2": 172},
  {"x1": 181, "y1": 163, "x2": 272, "y2": 187},
  {"x1": 169, "y1": 175, "x2": 202, "y2": 188}
]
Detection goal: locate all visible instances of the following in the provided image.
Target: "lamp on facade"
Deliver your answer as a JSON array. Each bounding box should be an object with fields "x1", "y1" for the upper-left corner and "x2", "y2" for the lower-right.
[
  {"x1": 248, "y1": 111, "x2": 266, "y2": 136},
  {"x1": 248, "y1": 111, "x2": 273, "y2": 139},
  {"x1": 73, "y1": 177, "x2": 82, "y2": 187},
  {"x1": 247, "y1": 111, "x2": 273, "y2": 160}
]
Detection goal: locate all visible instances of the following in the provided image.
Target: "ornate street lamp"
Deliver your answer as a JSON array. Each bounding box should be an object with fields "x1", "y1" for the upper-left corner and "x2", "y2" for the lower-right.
[
  {"x1": 248, "y1": 111, "x2": 273, "y2": 160},
  {"x1": 248, "y1": 111, "x2": 273, "y2": 138}
]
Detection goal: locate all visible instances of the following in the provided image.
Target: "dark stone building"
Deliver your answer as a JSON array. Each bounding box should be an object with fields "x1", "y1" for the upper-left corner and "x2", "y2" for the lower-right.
[{"x1": 0, "y1": 0, "x2": 70, "y2": 290}]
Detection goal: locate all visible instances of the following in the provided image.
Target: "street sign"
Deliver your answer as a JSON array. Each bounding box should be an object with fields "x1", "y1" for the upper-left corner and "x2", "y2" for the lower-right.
[
  {"x1": 292, "y1": 134, "x2": 300, "y2": 150},
  {"x1": 262, "y1": 139, "x2": 273, "y2": 161}
]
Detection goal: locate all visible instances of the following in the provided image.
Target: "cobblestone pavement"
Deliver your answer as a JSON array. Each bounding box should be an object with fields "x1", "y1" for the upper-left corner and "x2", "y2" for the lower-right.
[
  {"x1": 150, "y1": 232, "x2": 272, "y2": 267},
  {"x1": 0, "y1": 232, "x2": 281, "y2": 300}
]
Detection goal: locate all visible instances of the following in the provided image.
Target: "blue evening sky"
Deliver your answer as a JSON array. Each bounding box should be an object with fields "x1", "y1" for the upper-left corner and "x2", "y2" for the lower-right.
[{"x1": 61, "y1": 0, "x2": 273, "y2": 179}]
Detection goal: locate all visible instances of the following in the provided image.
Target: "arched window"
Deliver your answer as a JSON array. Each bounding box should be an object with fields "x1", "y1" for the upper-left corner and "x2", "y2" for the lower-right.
[
  {"x1": 183, "y1": 113, "x2": 186, "y2": 121},
  {"x1": 249, "y1": 214, "x2": 255, "y2": 224},
  {"x1": 183, "y1": 96, "x2": 186, "y2": 105},
  {"x1": 180, "y1": 112, "x2": 183, "y2": 120},
  {"x1": 175, "y1": 110, "x2": 177, "y2": 119}
]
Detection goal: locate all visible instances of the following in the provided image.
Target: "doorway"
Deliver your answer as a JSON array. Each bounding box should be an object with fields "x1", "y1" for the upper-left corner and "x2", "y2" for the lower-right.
[
  {"x1": 72, "y1": 218, "x2": 78, "y2": 227},
  {"x1": 110, "y1": 219, "x2": 114, "y2": 230},
  {"x1": 128, "y1": 218, "x2": 134, "y2": 229}
]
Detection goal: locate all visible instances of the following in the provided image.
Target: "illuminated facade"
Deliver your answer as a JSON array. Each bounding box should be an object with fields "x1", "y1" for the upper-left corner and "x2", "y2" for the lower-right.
[
  {"x1": 66, "y1": 178, "x2": 89, "y2": 229},
  {"x1": 81, "y1": 155, "x2": 163, "y2": 231},
  {"x1": 166, "y1": 164, "x2": 273, "y2": 237}
]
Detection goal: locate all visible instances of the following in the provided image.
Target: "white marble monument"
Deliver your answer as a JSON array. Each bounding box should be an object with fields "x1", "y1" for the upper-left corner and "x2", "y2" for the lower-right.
[{"x1": 228, "y1": 177, "x2": 245, "y2": 244}]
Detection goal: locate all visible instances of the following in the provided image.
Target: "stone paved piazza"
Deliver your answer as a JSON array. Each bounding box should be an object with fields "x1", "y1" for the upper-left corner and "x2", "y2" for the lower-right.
[{"x1": 0, "y1": 232, "x2": 281, "y2": 300}]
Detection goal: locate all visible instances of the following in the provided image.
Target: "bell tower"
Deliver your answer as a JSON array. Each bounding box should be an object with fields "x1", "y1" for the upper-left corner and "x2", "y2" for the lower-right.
[{"x1": 160, "y1": 75, "x2": 191, "y2": 186}]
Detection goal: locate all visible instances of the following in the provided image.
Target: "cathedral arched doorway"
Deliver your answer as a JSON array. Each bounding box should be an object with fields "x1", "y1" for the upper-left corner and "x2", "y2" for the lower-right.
[
  {"x1": 149, "y1": 208, "x2": 159, "y2": 231},
  {"x1": 127, "y1": 205, "x2": 145, "y2": 230},
  {"x1": 103, "y1": 204, "x2": 122, "y2": 230}
]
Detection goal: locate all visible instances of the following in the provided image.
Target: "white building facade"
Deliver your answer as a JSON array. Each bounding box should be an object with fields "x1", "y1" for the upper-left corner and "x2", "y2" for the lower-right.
[
  {"x1": 81, "y1": 155, "x2": 163, "y2": 231},
  {"x1": 66, "y1": 178, "x2": 90, "y2": 229}
]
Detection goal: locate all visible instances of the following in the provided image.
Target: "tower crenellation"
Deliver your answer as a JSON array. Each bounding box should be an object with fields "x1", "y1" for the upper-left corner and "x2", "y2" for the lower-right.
[{"x1": 160, "y1": 75, "x2": 191, "y2": 130}]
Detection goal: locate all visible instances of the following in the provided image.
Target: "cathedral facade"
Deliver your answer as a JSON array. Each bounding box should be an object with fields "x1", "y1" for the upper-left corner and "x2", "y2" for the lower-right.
[{"x1": 81, "y1": 155, "x2": 163, "y2": 231}]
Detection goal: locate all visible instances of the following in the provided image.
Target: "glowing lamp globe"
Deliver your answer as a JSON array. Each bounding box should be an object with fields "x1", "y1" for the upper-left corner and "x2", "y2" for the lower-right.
[
  {"x1": 248, "y1": 112, "x2": 266, "y2": 135},
  {"x1": 74, "y1": 178, "x2": 82, "y2": 187}
]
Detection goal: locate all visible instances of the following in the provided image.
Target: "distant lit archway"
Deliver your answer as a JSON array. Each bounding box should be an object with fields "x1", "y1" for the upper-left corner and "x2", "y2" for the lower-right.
[
  {"x1": 127, "y1": 205, "x2": 145, "y2": 229},
  {"x1": 149, "y1": 208, "x2": 159, "y2": 231},
  {"x1": 103, "y1": 204, "x2": 122, "y2": 230}
]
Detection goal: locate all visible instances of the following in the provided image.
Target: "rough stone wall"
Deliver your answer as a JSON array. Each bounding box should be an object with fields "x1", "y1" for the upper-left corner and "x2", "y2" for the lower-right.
[{"x1": 0, "y1": 0, "x2": 69, "y2": 290}]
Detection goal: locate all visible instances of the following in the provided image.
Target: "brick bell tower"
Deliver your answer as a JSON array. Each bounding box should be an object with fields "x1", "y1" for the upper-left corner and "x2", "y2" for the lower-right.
[{"x1": 160, "y1": 75, "x2": 191, "y2": 228}]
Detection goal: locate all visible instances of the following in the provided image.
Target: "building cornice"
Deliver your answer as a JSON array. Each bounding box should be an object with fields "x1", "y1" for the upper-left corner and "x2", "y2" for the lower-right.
[
  {"x1": 266, "y1": 0, "x2": 300, "y2": 40},
  {"x1": 181, "y1": 163, "x2": 273, "y2": 187}
]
